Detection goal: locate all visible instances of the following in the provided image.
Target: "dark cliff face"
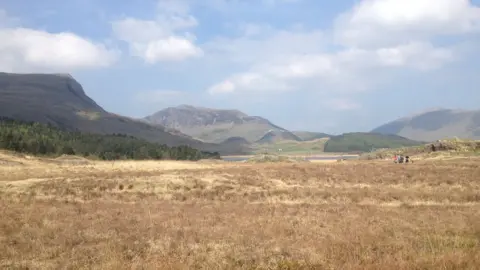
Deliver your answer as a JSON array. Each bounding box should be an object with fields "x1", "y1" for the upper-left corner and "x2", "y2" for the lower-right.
[
  {"x1": 0, "y1": 73, "x2": 103, "y2": 110},
  {"x1": 0, "y1": 73, "x2": 246, "y2": 154},
  {"x1": 0, "y1": 73, "x2": 107, "y2": 129}
]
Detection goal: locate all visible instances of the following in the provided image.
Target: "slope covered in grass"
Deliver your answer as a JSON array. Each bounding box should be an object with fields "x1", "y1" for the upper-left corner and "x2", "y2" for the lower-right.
[
  {"x1": 324, "y1": 132, "x2": 423, "y2": 153},
  {"x1": 0, "y1": 118, "x2": 220, "y2": 160}
]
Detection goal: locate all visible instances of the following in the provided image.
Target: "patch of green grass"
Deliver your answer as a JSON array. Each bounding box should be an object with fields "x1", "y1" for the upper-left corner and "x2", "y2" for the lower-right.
[{"x1": 76, "y1": 111, "x2": 100, "y2": 120}]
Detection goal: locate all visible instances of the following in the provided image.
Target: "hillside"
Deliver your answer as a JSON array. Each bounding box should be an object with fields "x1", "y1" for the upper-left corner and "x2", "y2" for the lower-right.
[
  {"x1": 372, "y1": 108, "x2": 480, "y2": 141},
  {"x1": 324, "y1": 132, "x2": 423, "y2": 153},
  {"x1": 144, "y1": 105, "x2": 289, "y2": 143},
  {"x1": 255, "y1": 130, "x2": 302, "y2": 144},
  {"x1": 0, "y1": 73, "x2": 244, "y2": 155},
  {"x1": 222, "y1": 136, "x2": 250, "y2": 145},
  {"x1": 292, "y1": 131, "x2": 331, "y2": 141},
  {"x1": 0, "y1": 118, "x2": 219, "y2": 160}
]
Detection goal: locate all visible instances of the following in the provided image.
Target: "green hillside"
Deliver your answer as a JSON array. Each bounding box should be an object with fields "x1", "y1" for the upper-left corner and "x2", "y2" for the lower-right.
[
  {"x1": 0, "y1": 118, "x2": 220, "y2": 160},
  {"x1": 324, "y1": 132, "x2": 423, "y2": 153}
]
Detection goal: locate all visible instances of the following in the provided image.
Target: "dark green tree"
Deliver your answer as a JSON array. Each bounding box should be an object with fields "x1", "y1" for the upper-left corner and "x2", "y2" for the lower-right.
[{"x1": 0, "y1": 117, "x2": 220, "y2": 161}]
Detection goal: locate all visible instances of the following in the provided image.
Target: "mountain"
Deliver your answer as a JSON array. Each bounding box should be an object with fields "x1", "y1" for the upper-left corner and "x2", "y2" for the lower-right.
[
  {"x1": 371, "y1": 108, "x2": 480, "y2": 141},
  {"x1": 255, "y1": 130, "x2": 302, "y2": 144},
  {"x1": 292, "y1": 131, "x2": 332, "y2": 141},
  {"x1": 0, "y1": 72, "x2": 241, "y2": 154},
  {"x1": 144, "y1": 105, "x2": 290, "y2": 143},
  {"x1": 323, "y1": 132, "x2": 423, "y2": 153}
]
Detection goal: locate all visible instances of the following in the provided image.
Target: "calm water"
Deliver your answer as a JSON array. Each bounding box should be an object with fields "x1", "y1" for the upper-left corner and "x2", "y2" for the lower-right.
[{"x1": 221, "y1": 155, "x2": 359, "y2": 162}]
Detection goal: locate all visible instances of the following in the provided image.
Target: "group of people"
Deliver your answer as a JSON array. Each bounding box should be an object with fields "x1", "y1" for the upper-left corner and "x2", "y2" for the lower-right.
[{"x1": 393, "y1": 155, "x2": 410, "y2": 163}]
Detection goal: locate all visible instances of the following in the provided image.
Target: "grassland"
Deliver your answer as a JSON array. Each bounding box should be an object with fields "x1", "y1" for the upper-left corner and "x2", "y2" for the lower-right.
[{"x1": 1, "y1": 151, "x2": 480, "y2": 269}]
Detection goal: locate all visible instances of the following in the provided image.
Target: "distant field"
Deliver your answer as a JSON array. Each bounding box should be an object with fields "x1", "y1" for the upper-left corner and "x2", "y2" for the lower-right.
[{"x1": 1, "y1": 151, "x2": 480, "y2": 269}]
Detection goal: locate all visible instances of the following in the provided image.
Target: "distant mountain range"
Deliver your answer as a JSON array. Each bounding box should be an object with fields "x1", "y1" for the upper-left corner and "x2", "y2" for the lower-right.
[
  {"x1": 142, "y1": 105, "x2": 426, "y2": 152},
  {"x1": 143, "y1": 105, "x2": 301, "y2": 144},
  {"x1": 143, "y1": 105, "x2": 336, "y2": 145},
  {"x1": 372, "y1": 108, "x2": 480, "y2": 141},
  {"x1": 1, "y1": 72, "x2": 476, "y2": 156}
]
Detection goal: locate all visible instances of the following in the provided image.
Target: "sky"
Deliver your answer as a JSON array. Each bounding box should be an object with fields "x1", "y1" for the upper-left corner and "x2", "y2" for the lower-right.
[{"x1": 1, "y1": 0, "x2": 480, "y2": 134}]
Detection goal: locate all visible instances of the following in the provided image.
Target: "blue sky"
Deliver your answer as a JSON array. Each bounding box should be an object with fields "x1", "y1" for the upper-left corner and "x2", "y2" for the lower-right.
[{"x1": 1, "y1": 0, "x2": 479, "y2": 134}]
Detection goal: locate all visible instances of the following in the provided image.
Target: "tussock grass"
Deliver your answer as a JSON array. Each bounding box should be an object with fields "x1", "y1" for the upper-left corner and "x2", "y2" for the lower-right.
[{"x1": 1, "y1": 153, "x2": 480, "y2": 269}]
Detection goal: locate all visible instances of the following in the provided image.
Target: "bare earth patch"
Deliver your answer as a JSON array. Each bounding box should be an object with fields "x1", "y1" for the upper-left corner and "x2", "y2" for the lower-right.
[{"x1": 1, "y1": 155, "x2": 479, "y2": 269}]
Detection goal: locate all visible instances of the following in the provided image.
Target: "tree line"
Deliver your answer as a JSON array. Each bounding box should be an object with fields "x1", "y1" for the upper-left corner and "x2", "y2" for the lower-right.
[{"x1": 0, "y1": 118, "x2": 220, "y2": 160}]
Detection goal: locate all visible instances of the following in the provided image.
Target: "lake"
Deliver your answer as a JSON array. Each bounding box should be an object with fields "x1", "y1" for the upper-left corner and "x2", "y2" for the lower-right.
[{"x1": 221, "y1": 155, "x2": 359, "y2": 162}]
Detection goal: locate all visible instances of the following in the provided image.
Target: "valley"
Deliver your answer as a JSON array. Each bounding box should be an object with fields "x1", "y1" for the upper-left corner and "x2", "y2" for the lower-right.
[{"x1": 1, "y1": 72, "x2": 479, "y2": 269}]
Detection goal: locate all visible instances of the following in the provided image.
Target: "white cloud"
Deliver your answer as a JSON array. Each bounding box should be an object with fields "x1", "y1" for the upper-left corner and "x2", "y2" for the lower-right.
[
  {"x1": 335, "y1": 0, "x2": 480, "y2": 47},
  {"x1": 111, "y1": 0, "x2": 202, "y2": 63},
  {"x1": 375, "y1": 42, "x2": 454, "y2": 70},
  {"x1": 263, "y1": 54, "x2": 338, "y2": 79},
  {"x1": 204, "y1": 0, "x2": 473, "y2": 100},
  {"x1": 206, "y1": 30, "x2": 454, "y2": 96},
  {"x1": 0, "y1": 12, "x2": 118, "y2": 72},
  {"x1": 208, "y1": 71, "x2": 291, "y2": 95},
  {"x1": 207, "y1": 80, "x2": 235, "y2": 94},
  {"x1": 131, "y1": 35, "x2": 202, "y2": 63}
]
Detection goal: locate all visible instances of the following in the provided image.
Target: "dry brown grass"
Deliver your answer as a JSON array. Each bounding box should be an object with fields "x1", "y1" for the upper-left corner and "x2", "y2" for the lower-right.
[{"x1": 1, "y1": 152, "x2": 480, "y2": 269}]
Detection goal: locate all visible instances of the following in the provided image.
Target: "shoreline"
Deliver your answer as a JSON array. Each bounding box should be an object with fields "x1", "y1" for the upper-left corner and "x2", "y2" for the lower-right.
[{"x1": 222, "y1": 153, "x2": 360, "y2": 159}]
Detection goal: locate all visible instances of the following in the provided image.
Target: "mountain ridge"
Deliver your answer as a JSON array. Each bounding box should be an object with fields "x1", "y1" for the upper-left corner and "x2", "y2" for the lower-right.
[
  {"x1": 372, "y1": 108, "x2": 480, "y2": 141},
  {"x1": 143, "y1": 105, "x2": 290, "y2": 143}
]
